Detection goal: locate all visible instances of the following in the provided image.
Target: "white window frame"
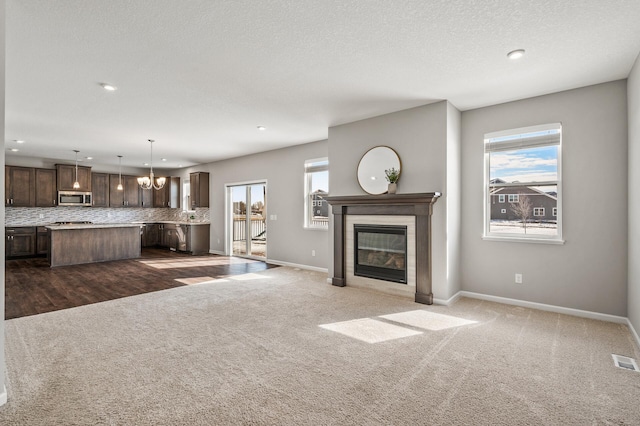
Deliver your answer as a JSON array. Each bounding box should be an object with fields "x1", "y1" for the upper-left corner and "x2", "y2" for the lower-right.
[
  {"x1": 500, "y1": 209, "x2": 507, "y2": 214},
  {"x1": 484, "y1": 123, "x2": 563, "y2": 244},
  {"x1": 508, "y1": 194, "x2": 519, "y2": 203},
  {"x1": 498, "y1": 194, "x2": 505, "y2": 203},
  {"x1": 533, "y1": 207, "x2": 545, "y2": 217},
  {"x1": 304, "y1": 158, "x2": 329, "y2": 229}
]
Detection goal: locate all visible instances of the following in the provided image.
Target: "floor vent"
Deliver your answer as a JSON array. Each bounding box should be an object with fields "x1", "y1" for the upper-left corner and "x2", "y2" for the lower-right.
[{"x1": 612, "y1": 354, "x2": 639, "y2": 372}]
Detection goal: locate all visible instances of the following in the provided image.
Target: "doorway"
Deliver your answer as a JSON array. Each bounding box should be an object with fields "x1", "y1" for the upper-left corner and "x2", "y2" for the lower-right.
[{"x1": 228, "y1": 182, "x2": 267, "y2": 259}]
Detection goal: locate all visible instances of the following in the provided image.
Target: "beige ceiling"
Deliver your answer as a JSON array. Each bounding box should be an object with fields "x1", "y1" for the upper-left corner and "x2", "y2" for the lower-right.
[{"x1": 5, "y1": 0, "x2": 640, "y2": 169}]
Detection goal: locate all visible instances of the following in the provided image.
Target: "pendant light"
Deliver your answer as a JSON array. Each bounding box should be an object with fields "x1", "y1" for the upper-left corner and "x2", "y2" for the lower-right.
[
  {"x1": 137, "y1": 139, "x2": 166, "y2": 190},
  {"x1": 117, "y1": 155, "x2": 123, "y2": 191},
  {"x1": 73, "y1": 150, "x2": 80, "y2": 189}
]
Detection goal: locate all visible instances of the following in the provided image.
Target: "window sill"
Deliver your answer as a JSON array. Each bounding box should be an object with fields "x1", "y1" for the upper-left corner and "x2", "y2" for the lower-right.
[
  {"x1": 482, "y1": 235, "x2": 565, "y2": 245},
  {"x1": 304, "y1": 226, "x2": 328, "y2": 232}
]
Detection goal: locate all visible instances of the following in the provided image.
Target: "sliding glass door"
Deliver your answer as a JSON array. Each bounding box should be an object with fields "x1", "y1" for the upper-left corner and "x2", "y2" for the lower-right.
[{"x1": 229, "y1": 182, "x2": 266, "y2": 259}]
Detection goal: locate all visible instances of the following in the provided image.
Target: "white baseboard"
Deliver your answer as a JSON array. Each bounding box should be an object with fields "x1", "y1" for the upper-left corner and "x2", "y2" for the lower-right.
[
  {"x1": 209, "y1": 249, "x2": 225, "y2": 256},
  {"x1": 457, "y1": 291, "x2": 628, "y2": 324},
  {"x1": 0, "y1": 385, "x2": 7, "y2": 406},
  {"x1": 627, "y1": 319, "x2": 640, "y2": 351},
  {"x1": 433, "y1": 291, "x2": 462, "y2": 306},
  {"x1": 266, "y1": 259, "x2": 328, "y2": 273}
]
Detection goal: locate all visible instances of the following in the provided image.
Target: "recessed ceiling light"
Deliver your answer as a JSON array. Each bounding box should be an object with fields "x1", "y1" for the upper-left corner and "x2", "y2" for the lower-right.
[
  {"x1": 9, "y1": 148, "x2": 19, "y2": 152},
  {"x1": 100, "y1": 83, "x2": 117, "y2": 91},
  {"x1": 85, "y1": 156, "x2": 93, "y2": 160},
  {"x1": 507, "y1": 49, "x2": 525, "y2": 60},
  {"x1": 178, "y1": 164, "x2": 183, "y2": 167},
  {"x1": 15, "y1": 139, "x2": 24, "y2": 144},
  {"x1": 257, "y1": 126, "x2": 266, "y2": 131},
  {"x1": 161, "y1": 158, "x2": 167, "y2": 162},
  {"x1": 143, "y1": 162, "x2": 149, "y2": 166}
]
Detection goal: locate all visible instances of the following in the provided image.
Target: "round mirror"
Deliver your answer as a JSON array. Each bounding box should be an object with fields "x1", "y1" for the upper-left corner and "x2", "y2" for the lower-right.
[{"x1": 357, "y1": 146, "x2": 401, "y2": 195}]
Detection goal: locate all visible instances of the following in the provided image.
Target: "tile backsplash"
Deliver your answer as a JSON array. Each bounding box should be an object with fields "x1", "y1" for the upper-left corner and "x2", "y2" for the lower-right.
[{"x1": 5, "y1": 207, "x2": 210, "y2": 226}]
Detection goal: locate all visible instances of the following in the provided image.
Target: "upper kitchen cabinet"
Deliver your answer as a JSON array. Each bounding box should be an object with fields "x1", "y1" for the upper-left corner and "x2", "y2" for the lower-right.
[
  {"x1": 91, "y1": 172, "x2": 109, "y2": 207},
  {"x1": 56, "y1": 164, "x2": 91, "y2": 192},
  {"x1": 153, "y1": 177, "x2": 181, "y2": 208},
  {"x1": 189, "y1": 172, "x2": 209, "y2": 208},
  {"x1": 5, "y1": 166, "x2": 35, "y2": 207},
  {"x1": 35, "y1": 168, "x2": 57, "y2": 207},
  {"x1": 141, "y1": 187, "x2": 153, "y2": 208},
  {"x1": 109, "y1": 174, "x2": 141, "y2": 207}
]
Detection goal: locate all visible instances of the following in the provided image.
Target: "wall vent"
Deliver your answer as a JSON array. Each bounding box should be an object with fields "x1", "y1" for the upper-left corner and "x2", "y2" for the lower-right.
[{"x1": 611, "y1": 354, "x2": 639, "y2": 372}]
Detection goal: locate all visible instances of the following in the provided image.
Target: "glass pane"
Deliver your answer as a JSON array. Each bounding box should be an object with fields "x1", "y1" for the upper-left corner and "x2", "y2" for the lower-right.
[
  {"x1": 309, "y1": 170, "x2": 329, "y2": 227},
  {"x1": 232, "y1": 186, "x2": 248, "y2": 256},
  {"x1": 489, "y1": 183, "x2": 558, "y2": 236},
  {"x1": 249, "y1": 184, "x2": 266, "y2": 258},
  {"x1": 489, "y1": 145, "x2": 558, "y2": 184}
]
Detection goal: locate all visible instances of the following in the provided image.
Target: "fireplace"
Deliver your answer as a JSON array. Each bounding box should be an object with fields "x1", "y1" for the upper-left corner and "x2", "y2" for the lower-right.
[
  {"x1": 354, "y1": 224, "x2": 407, "y2": 284},
  {"x1": 325, "y1": 193, "x2": 441, "y2": 304}
]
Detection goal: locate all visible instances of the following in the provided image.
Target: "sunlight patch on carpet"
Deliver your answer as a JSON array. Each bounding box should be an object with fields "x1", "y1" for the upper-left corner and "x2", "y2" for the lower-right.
[
  {"x1": 228, "y1": 273, "x2": 269, "y2": 281},
  {"x1": 174, "y1": 276, "x2": 217, "y2": 285},
  {"x1": 319, "y1": 318, "x2": 422, "y2": 343},
  {"x1": 379, "y1": 310, "x2": 477, "y2": 331},
  {"x1": 139, "y1": 257, "x2": 260, "y2": 269}
]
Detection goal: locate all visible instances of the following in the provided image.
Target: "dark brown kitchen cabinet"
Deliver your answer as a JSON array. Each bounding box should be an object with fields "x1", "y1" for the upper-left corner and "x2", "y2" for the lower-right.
[
  {"x1": 141, "y1": 187, "x2": 153, "y2": 208},
  {"x1": 6, "y1": 227, "x2": 36, "y2": 258},
  {"x1": 141, "y1": 223, "x2": 160, "y2": 247},
  {"x1": 189, "y1": 172, "x2": 209, "y2": 208},
  {"x1": 5, "y1": 166, "x2": 35, "y2": 207},
  {"x1": 153, "y1": 177, "x2": 181, "y2": 208},
  {"x1": 35, "y1": 168, "x2": 57, "y2": 207},
  {"x1": 56, "y1": 164, "x2": 92, "y2": 192},
  {"x1": 36, "y1": 226, "x2": 49, "y2": 255},
  {"x1": 109, "y1": 174, "x2": 140, "y2": 207},
  {"x1": 91, "y1": 172, "x2": 109, "y2": 207}
]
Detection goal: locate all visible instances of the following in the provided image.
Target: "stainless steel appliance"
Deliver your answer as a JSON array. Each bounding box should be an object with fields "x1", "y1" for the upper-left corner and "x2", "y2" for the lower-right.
[{"x1": 57, "y1": 191, "x2": 92, "y2": 206}]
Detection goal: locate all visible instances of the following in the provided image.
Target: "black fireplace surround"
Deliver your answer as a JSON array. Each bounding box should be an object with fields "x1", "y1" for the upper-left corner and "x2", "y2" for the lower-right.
[
  {"x1": 325, "y1": 192, "x2": 441, "y2": 305},
  {"x1": 354, "y1": 224, "x2": 407, "y2": 284}
]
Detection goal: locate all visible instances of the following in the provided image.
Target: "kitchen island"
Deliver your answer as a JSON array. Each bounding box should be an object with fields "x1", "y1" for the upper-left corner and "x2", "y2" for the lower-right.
[{"x1": 46, "y1": 223, "x2": 142, "y2": 267}]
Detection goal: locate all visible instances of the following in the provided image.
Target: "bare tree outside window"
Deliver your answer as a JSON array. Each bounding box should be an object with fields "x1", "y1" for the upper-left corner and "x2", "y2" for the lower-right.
[{"x1": 510, "y1": 194, "x2": 532, "y2": 233}]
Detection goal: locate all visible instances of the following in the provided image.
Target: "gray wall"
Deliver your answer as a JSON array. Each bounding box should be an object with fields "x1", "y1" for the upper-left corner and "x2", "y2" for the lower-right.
[
  {"x1": 327, "y1": 102, "x2": 461, "y2": 300},
  {"x1": 461, "y1": 81, "x2": 628, "y2": 316},
  {"x1": 172, "y1": 140, "x2": 329, "y2": 270},
  {"x1": 628, "y1": 54, "x2": 640, "y2": 333},
  {"x1": 1, "y1": 0, "x2": 6, "y2": 406}
]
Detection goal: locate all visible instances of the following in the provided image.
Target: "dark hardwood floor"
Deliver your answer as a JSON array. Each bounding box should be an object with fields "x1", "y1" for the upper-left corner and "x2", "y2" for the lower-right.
[{"x1": 5, "y1": 248, "x2": 278, "y2": 320}]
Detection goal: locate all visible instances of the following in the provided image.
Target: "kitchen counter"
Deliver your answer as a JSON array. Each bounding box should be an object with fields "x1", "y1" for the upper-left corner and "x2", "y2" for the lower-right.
[{"x1": 46, "y1": 223, "x2": 143, "y2": 231}]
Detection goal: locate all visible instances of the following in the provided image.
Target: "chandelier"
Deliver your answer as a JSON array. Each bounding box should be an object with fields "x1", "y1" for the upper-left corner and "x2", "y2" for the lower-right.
[
  {"x1": 73, "y1": 150, "x2": 80, "y2": 189},
  {"x1": 137, "y1": 139, "x2": 166, "y2": 190}
]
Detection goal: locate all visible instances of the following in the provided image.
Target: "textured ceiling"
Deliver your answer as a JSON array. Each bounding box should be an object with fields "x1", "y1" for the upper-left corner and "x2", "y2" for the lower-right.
[{"x1": 5, "y1": 0, "x2": 640, "y2": 169}]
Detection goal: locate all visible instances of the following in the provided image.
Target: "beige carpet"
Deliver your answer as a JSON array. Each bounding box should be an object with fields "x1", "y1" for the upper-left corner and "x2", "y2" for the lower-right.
[{"x1": 1, "y1": 266, "x2": 639, "y2": 425}]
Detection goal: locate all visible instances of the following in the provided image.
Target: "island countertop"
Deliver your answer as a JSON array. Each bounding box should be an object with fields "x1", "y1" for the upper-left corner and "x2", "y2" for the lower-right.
[{"x1": 46, "y1": 223, "x2": 143, "y2": 231}]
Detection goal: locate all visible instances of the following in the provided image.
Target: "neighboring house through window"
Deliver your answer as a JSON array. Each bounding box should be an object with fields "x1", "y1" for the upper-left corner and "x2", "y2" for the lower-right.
[
  {"x1": 498, "y1": 194, "x2": 505, "y2": 203},
  {"x1": 485, "y1": 123, "x2": 562, "y2": 242},
  {"x1": 304, "y1": 158, "x2": 329, "y2": 228}
]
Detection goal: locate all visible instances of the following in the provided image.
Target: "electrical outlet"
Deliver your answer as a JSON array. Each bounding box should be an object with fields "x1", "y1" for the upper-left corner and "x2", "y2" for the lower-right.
[
  {"x1": 39, "y1": 213, "x2": 44, "y2": 219},
  {"x1": 515, "y1": 273, "x2": 523, "y2": 284},
  {"x1": 312, "y1": 250, "x2": 316, "y2": 257}
]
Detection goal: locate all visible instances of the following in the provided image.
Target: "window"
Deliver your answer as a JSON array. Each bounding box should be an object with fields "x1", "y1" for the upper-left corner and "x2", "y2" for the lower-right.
[
  {"x1": 498, "y1": 194, "x2": 505, "y2": 203},
  {"x1": 304, "y1": 158, "x2": 329, "y2": 228},
  {"x1": 484, "y1": 123, "x2": 562, "y2": 242}
]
